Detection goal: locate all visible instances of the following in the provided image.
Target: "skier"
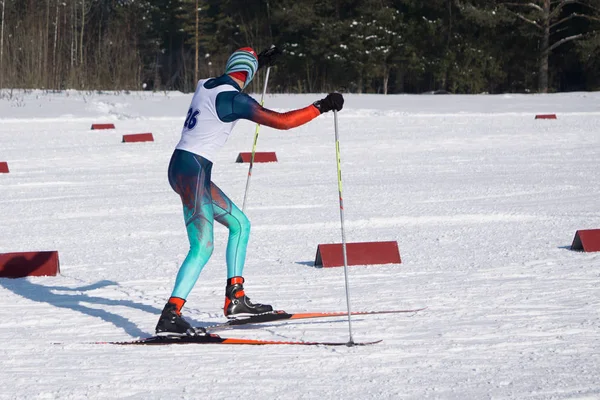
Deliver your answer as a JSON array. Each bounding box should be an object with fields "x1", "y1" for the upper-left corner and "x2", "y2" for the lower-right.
[{"x1": 155, "y1": 46, "x2": 344, "y2": 336}]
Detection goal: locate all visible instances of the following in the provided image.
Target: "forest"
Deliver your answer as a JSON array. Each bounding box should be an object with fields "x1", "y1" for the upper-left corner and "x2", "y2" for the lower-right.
[{"x1": 1, "y1": 0, "x2": 599, "y2": 94}]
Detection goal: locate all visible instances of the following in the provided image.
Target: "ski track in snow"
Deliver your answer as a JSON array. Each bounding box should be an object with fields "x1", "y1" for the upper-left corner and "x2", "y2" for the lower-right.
[{"x1": 0, "y1": 90, "x2": 599, "y2": 400}]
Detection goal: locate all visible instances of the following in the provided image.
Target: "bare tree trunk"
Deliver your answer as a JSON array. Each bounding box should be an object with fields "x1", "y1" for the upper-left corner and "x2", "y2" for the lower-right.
[
  {"x1": 195, "y1": 0, "x2": 199, "y2": 83},
  {"x1": 98, "y1": 8, "x2": 101, "y2": 61},
  {"x1": 383, "y1": 66, "x2": 389, "y2": 95},
  {"x1": 38, "y1": 17, "x2": 43, "y2": 86},
  {"x1": 539, "y1": 0, "x2": 550, "y2": 93},
  {"x1": 53, "y1": 0, "x2": 59, "y2": 88},
  {"x1": 180, "y1": 40, "x2": 187, "y2": 91},
  {"x1": 80, "y1": 0, "x2": 84, "y2": 67},
  {"x1": 154, "y1": 53, "x2": 160, "y2": 91},
  {"x1": 60, "y1": 1, "x2": 68, "y2": 86},
  {"x1": 266, "y1": 0, "x2": 273, "y2": 40},
  {"x1": 358, "y1": 74, "x2": 363, "y2": 94},
  {"x1": 45, "y1": 0, "x2": 50, "y2": 87},
  {"x1": 71, "y1": 0, "x2": 76, "y2": 68},
  {"x1": 1, "y1": 0, "x2": 5, "y2": 88}
]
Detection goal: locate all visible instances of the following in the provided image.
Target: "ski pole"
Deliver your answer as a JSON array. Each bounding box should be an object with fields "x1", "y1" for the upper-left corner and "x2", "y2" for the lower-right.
[
  {"x1": 242, "y1": 66, "x2": 271, "y2": 213},
  {"x1": 333, "y1": 109, "x2": 355, "y2": 346}
]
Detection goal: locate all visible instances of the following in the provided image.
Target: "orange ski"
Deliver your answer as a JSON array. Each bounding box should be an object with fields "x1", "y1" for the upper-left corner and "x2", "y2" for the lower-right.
[
  {"x1": 202, "y1": 308, "x2": 426, "y2": 331},
  {"x1": 103, "y1": 333, "x2": 381, "y2": 346}
]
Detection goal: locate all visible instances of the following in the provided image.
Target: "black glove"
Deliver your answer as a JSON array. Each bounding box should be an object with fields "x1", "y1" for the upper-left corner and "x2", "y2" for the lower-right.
[
  {"x1": 258, "y1": 45, "x2": 282, "y2": 69},
  {"x1": 313, "y1": 93, "x2": 344, "y2": 114}
]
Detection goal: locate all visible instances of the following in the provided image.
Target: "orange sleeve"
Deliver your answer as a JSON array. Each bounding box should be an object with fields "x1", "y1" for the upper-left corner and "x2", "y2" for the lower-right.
[{"x1": 250, "y1": 104, "x2": 321, "y2": 130}]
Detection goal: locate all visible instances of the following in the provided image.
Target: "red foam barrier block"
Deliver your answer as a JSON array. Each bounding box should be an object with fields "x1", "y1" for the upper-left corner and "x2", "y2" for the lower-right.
[
  {"x1": 0, "y1": 162, "x2": 9, "y2": 173},
  {"x1": 0, "y1": 251, "x2": 60, "y2": 278},
  {"x1": 91, "y1": 123, "x2": 116, "y2": 130},
  {"x1": 314, "y1": 241, "x2": 401, "y2": 268},
  {"x1": 571, "y1": 229, "x2": 600, "y2": 252},
  {"x1": 535, "y1": 114, "x2": 557, "y2": 120},
  {"x1": 122, "y1": 133, "x2": 154, "y2": 143},
  {"x1": 236, "y1": 152, "x2": 278, "y2": 163}
]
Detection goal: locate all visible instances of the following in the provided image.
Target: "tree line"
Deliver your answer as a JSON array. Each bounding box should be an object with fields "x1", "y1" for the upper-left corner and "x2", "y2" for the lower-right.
[{"x1": 1, "y1": 0, "x2": 599, "y2": 94}]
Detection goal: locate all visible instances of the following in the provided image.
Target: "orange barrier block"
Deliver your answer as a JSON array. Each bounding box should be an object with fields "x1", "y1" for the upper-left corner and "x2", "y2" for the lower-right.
[
  {"x1": 0, "y1": 251, "x2": 60, "y2": 278},
  {"x1": 571, "y1": 229, "x2": 600, "y2": 252},
  {"x1": 91, "y1": 123, "x2": 116, "y2": 130},
  {"x1": 535, "y1": 114, "x2": 557, "y2": 120},
  {"x1": 236, "y1": 152, "x2": 278, "y2": 163},
  {"x1": 0, "y1": 162, "x2": 9, "y2": 173},
  {"x1": 122, "y1": 133, "x2": 154, "y2": 143},
  {"x1": 314, "y1": 241, "x2": 401, "y2": 268}
]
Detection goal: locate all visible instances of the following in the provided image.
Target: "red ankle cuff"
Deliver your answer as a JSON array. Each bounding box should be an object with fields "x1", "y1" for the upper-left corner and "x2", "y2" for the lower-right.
[
  {"x1": 168, "y1": 297, "x2": 186, "y2": 313},
  {"x1": 227, "y1": 276, "x2": 244, "y2": 286}
]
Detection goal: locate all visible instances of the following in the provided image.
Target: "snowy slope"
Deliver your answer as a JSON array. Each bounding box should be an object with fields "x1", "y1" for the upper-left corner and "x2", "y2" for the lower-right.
[{"x1": 0, "y1": 89, "x2": 599, "y2": 400}]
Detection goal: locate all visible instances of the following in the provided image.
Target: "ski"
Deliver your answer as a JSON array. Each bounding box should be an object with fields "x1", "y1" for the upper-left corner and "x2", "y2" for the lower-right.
[
  {"x1": 200, "y1": 308, "x2": 426, "y2": 332},
  {"x1": 102, "y1": 333, "x2": 381, "y2": 346},
  {"x1": 84, "y1": 308, "x2": 423, "y2": 346}
]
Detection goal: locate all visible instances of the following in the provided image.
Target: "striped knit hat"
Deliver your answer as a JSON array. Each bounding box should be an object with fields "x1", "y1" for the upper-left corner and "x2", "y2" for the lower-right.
[{"x1": 225, "y1": 47, "x2": 258, "y2": 89}]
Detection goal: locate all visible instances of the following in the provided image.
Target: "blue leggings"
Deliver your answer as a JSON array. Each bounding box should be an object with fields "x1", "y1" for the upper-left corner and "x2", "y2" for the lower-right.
[{"x1": 168, "y1": 149, "x2": 250, "y2": 300}]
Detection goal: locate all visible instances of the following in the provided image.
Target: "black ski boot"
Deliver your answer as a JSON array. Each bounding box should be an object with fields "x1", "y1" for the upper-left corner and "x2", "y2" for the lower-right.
[
  {"x1": 224, "y1": 276, "x2": 273, "y2": 318},
  {"x1": 155, "y1": 302, "x2": 205, "y2": 336}
]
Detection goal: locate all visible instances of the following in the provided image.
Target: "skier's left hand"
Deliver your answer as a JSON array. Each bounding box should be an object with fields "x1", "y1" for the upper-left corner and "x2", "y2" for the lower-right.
[{"x1": 258, "y1": 45, "x2": 282, "y2": 69}]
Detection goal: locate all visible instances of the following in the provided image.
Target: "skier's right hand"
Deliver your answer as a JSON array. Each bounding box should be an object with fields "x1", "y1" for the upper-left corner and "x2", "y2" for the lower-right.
[{"x1": 313, "y1": 93, "x2": 344, "y2": 114}]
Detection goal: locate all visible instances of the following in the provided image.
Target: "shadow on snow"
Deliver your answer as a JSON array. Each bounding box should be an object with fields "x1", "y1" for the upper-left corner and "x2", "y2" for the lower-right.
[{"x1": 0, "y1": 278, "x2": 165, "y2": 338}]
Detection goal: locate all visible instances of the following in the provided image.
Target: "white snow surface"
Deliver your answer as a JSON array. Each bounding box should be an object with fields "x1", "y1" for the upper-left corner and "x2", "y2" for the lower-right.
[{"x1": 1, "y1": 90, "x2": 599, "y2": 400}]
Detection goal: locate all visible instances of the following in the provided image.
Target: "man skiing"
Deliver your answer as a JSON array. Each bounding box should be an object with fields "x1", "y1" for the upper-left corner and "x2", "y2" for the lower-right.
[{"x1": 155, "y1": 46, "x2": 344, "y2": 336}]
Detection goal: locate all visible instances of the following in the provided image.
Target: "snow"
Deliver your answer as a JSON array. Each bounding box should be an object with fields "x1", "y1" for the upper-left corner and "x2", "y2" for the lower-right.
[{"x1": 1, "y1": 89, "x2": 600, "y2": 399}]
